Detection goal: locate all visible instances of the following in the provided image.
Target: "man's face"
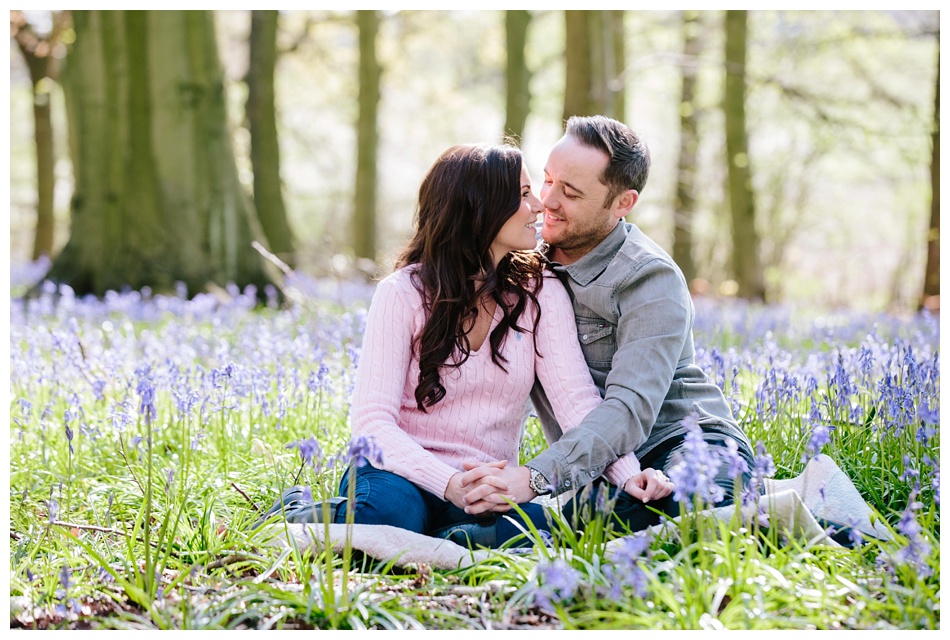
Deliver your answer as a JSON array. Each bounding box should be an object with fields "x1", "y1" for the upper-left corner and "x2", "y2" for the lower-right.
[{"x1": 540, "y1": 135, "x2": 619, "y2": 263}]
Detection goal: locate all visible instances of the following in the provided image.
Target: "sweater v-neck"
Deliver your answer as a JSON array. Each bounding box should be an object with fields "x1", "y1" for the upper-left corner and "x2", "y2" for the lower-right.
[{"x1": 469, "y1": 301, "x2": 501, "y2": 355}]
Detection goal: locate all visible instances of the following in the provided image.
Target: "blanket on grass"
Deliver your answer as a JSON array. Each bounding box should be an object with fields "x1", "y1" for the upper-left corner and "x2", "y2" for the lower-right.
[{"x1": 259, "y1": 456, "x2": 891, "y2": 571}]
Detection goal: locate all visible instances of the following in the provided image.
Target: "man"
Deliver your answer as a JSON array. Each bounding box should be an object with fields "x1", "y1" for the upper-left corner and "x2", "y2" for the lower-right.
[{"x1": 460, "y1": 115, "x2": 754, "y2": 531}]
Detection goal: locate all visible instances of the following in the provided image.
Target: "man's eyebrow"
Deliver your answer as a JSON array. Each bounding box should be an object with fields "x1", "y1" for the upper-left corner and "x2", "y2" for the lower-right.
[
  {"x1": 561, "y1": 180, "x2": 584, "y2": 195},
  {"x1": 543, "y1": 169, "x2": 584, "y2": 195}
]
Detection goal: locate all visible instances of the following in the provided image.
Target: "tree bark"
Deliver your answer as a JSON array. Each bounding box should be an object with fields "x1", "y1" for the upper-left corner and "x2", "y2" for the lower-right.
[
  {"x1": 247, "y1": 10, "x2": 296, "y2": 268},
  {"x1": 723, "y1": 10, "x2": 766, "y2": 301},
  {"x1": 563, "y1": 10, "x2": 593, "y2": 123},
  {"x1": 353, "y1": 10, "x2": 381, "y2": 263},
  {"x1": 11, "y1": 11, "x2": 70, "y2": 260},
  {"x1": 503, "y1": 10, "x2": 532, "y2": 142},
  {"x1": 672, "y1": 11, "x2": 702, "y2": 286},
  {"x1": 46, "y1": 10, "x2": 273, "y2": 296},
  {"x1": 562, "y1": 10, "x2": 625, "y2": 125},
  {"x1": 921, "y1": 43, "x2": 939, "y2": 310}
]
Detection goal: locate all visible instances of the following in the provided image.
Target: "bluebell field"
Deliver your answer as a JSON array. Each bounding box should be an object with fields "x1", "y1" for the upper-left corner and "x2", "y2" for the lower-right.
[{"x1": 7, "y1": 266, "x2": 940, "y2": 628}]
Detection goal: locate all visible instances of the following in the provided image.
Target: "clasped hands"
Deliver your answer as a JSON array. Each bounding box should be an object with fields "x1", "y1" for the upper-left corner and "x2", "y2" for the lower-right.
[{"x1": 444, "y1": 459, "x2": 674, "y2": 516}]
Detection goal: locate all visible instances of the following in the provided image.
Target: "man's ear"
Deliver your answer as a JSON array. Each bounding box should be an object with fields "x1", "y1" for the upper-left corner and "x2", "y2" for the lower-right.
[{"x1": 614, "y1": 189, "x2": 639, "y2": 218}]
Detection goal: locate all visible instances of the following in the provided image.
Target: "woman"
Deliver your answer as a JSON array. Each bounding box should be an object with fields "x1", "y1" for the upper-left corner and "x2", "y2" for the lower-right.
[{"x1": 332, "y1": 143, "x2": 670, "y2": 548}]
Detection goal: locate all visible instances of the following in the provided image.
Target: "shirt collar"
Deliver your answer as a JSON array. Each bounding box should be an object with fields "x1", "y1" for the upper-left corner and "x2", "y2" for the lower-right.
[{"x1": 544, "y1": 222, "x2": 628, "y2": 287}]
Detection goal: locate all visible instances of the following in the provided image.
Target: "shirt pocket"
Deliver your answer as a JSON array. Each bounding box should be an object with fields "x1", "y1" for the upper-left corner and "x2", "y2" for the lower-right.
[{"x1": 576, "y1": 316, "x2": 616, "y2": 367}]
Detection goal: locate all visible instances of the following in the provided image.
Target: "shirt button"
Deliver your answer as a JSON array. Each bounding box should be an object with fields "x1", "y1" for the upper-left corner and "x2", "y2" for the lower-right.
[
  {"x1": 582, "y1": 334, "x2": 588, "y2": 340},
  {"x1": 589, "y1": 470, "x2": 596, "y2": 477},
  {"x1": 564, "y1": 480, "x2": 571, "y2": 487}
]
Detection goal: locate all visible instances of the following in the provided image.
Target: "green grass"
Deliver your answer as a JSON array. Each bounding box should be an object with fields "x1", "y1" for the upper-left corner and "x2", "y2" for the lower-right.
[{"x1": 8, "y1": 293, "x2": 940, "y2": 629}]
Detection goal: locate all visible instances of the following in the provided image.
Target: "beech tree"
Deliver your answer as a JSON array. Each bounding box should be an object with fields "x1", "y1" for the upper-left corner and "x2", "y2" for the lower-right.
[
  {"x1": 353, "y1": 9, "x2": 381, "y2": 263},
  {"x1": 11, "y1": 10, "x2": 72, "y2": 260},
  {"x1": 562, "y1": 10, "x2": 626, "y2": 123},
  {"x1": 724, "y1": 10, "x2": 766, "y2": 301},
  {"x1": 45, "y1": 10, "x2": 273, "y2": 296},
  {"x1": 247, "y1": 10, "x2": 296, "y2": 268},
  {"x1": 503, "y1": 10, "x2": 532, "y2": 142},
  {"x1": 672, "y1": 10, "x2": 702, "y2": 286}
]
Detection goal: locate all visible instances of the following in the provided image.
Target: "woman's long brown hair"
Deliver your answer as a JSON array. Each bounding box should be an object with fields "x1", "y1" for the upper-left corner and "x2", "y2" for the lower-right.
[{"x1": 395, "y1": 144, "x2": 545, "y2": 411}]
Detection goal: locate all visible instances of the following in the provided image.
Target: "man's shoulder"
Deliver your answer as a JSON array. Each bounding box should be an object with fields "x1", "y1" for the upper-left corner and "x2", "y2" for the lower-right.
[{"x1": 612, "y1": 223, "x2": 682, "y2": 276}]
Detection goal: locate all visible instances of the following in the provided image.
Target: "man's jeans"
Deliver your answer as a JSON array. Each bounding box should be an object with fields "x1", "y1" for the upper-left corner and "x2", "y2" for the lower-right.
[
  {"x1": 334, "y1": 463, "x2": 551, "y2": 549},
  {"x1": 563, "y1": 432, "x2": 756, "y2": 533}
]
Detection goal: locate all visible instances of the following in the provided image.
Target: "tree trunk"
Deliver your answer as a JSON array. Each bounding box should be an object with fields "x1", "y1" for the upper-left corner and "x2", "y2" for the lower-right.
[
  {"x1": 921, "y1": 43, "x2": 939, "y2": 310},
  {"x1": 503, "y1": 10, "x2": 532, "y2": 142},
  {"x1": 608, "y1": 10, "x2": 626, "y2": 121},
  {"x1": 563, "y1": 10, "x2": 593, "y2": 123},
  {"x1": 562, "y1": 10, "x2": 625, "y2": 125},
  {"x1": 353, "y1": 10, "x2": 381, "y2": 263},
  {"x1": 723, "y1": 10, "x2": 765, "y2": 301},
  {"x1": 247, "y1": 10, "x2": 296, "y2": 268},
  {"x1": 672, "y1": 11, "x2": 702, "y2": 286},
  {"x1": 46, "y1": 10, "x2": 273, "y2": 296},
  {"x1": 12, "y1": 11, "x2": 70, "y2": 260}
]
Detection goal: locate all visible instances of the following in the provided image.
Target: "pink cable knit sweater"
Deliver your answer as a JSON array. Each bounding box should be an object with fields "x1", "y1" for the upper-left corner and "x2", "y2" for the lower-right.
[{"x1": 350, "y1": 266, "x2": 642, "y2": 499}]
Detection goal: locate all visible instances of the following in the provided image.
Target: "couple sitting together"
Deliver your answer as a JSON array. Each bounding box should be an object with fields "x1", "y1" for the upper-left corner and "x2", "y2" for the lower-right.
[{"x1": 271, "y1": 115, "x2": 756, "y2": 548}]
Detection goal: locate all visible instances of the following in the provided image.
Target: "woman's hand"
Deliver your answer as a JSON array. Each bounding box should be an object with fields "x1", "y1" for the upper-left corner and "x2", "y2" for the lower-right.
[
  {"x1": 623, "y1": 468, "x2": 674, "y2": 502},
  {"x1": 444, "y1": 459, "x2": 510, "y2": 512}
]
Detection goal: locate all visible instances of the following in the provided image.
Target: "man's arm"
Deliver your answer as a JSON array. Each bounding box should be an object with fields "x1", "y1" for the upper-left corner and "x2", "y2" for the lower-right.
[{"x1": 525, "y1": 258, "x2": 693, "y2": 494}]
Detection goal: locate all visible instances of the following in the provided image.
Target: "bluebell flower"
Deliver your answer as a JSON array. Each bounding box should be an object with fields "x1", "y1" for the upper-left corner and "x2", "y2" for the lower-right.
[
  {"x1": 917, "y1": 398, "x2": 939, "y2": 425},
  {"x1": 893, "y1": 498, "x2": 932, "y2": 578},
  {"x1": 603, "y1": 534, "x2": 651, "y2": 599},
  {"x1": 135, "y1": 364, "x2": 157, "y2": 422},
  {"x1": 348, "y1": 435, "x2": 384, "y2": 468},
  {"x1": 533, "y1": 558, "x2": 580, "y2": 612},
  {"x1": 666, "y1": 413, "x2": 725, "y2": 506},
  {"x1": 803, "y1": 424, "x2": 830, "y2": 462},
  {"x1": 721, "y1": 437, "x2": 749, "y2": 479},
  {"x1": 48, "y1": 497, "x2": 59, "y2": 524},
  {"x1": 900, "y1": 455, "x2": 920, "y2": 484},
  {"x1": 287, "y1": 436, "x2": 322, "y2": 470}
]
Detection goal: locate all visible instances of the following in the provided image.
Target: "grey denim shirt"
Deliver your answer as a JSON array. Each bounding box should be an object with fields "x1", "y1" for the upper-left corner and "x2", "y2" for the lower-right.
[{"x1": 528, "y1": 222, "x2": 751, "y2": 494}]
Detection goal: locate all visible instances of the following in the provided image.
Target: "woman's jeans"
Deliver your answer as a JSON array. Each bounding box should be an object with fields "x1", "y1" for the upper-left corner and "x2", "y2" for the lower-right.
[{"x1": 335, "y1": 463, "x2": 551, "y2": 549}]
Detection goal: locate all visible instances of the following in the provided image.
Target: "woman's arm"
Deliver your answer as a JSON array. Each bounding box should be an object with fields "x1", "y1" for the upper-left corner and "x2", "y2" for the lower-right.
[{"x1": 350, "y1": 274, "x2": 462, "y2": 498}]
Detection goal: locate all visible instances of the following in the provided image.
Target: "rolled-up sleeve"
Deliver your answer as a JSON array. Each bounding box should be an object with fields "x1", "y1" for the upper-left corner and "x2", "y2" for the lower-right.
[{"x1": 528, "y1": 257, "x2": 692, "y2": 494}]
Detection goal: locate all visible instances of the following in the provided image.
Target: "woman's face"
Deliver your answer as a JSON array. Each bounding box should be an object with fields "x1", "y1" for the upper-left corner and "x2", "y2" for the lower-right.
[{"x1": 489, "y1": 164, "x2": 543, "y2": 264}]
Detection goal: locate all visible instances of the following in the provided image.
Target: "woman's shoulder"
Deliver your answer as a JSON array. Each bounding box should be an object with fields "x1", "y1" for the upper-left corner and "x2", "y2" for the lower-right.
[
  {"x1": 375, "y1": 265, "x2": 423, "y2": 302},
  {"x1": 528, "y1": 268, "x2": 572, "y2": 309}
]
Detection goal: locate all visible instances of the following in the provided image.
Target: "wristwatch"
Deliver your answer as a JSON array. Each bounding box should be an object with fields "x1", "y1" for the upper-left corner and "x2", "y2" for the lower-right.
[{"x1": 527, "y1": 466, "x2": 551, "y2": 496}]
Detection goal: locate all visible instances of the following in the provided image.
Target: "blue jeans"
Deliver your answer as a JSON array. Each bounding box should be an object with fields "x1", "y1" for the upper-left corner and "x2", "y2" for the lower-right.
[
  {"x1": 562, "y1": 432, "x2": 755, "y2": 533},
  {"x1": 335, "y1": 463, "x2": 551, "y2": 549}
]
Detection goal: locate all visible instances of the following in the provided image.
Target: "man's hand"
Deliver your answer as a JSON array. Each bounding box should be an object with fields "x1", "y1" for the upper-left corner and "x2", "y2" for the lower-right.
[
  {"x1": 459, "y1": 461, "x2": 535, "y2": 515},
  {"x1": 623, "y1": 467, "x2": 674, "y2": 502}
]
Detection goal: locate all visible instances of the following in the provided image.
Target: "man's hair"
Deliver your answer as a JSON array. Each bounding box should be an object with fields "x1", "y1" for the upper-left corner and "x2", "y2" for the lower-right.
[{"x1": 565, "y1": 115, "x2": 651, "y2": 207}]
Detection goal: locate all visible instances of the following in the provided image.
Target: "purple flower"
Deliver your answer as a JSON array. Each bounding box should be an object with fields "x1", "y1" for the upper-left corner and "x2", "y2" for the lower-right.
[
  {"x1": 47, "y1": 497, "x2": 59, "y2": 524},
  {"x1": 721, "y1": 437, "x2": 749, "y2": 479},
  {"x1": 666, "y1": 413, "x2": 724, "y2": 506},
  {"x1": 917, "y1": 398, "x2": 939, "y2": 426},
  {"x1": 287, "y1": 436, "x2": 322, "y2": 470},
  {"x1": 893, "y1": 498, "x2": 932, "y2": 578},
  {"x1": 603, "y1": 533, "x2": 651, "y2": 599},
  {"x1": 59, "y1": 565, "x2": 72, "y2": 591},
  {"x1": 135, "y1": 365, "x2": 157, "y2": 422},
  {"x1": 348, "y1": 435, "x2": 384, "y2": 469},
  {"x1": 533, "y1": 558, "x2": 580, "y2": 612},
  {"x1": 803, "y1": 424, "x2": 830, "y2": 462}
]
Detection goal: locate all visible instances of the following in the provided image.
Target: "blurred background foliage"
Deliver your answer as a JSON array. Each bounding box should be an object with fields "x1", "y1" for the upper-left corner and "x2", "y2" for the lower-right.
[{"x1": 8, "y1": 9, "x2": 939, "y2": 311}]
